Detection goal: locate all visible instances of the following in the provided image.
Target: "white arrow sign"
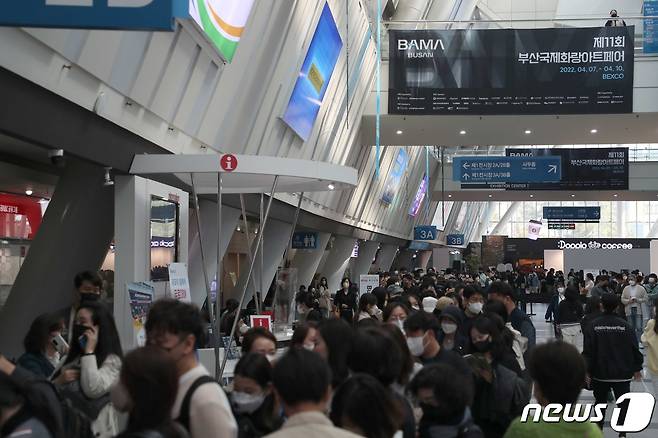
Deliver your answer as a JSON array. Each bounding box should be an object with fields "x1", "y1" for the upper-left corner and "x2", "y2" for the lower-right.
[
  {"x1": 548, "y1": 164, "x2": 558, "y2": 174},
  {"x1": 462, "y1": 173, "x2": 470, "y2": 180},
  {"x1": 463, "y1": 162, "x2": 470, "y2": 170}
]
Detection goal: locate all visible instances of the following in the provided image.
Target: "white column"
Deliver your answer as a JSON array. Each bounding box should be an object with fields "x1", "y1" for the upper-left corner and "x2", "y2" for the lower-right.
[
  {"x1": 651, "y1": 240, "x2": 658, "y2": 275},
  {"x1": 320, "y1": 236, "x2": 356, "y2": 292},
  {"x1": 289, "y1": 232, "x2": 331, "y2": 288},
  {"x1": 417, "y1": 250, "x2": 432, "y2": 270},
  {"x1": 113, "y1": 175, "x2": 189, "y2": 350},
  {"x1": 372, "y1": 243, "x2": 399, "y2": 272},
  {"x1": 187, "y1": 200, "x2": 240, "y2": 306},
  {"x1": 350, "y1": 241, "x2": 380, "y2": 283}
]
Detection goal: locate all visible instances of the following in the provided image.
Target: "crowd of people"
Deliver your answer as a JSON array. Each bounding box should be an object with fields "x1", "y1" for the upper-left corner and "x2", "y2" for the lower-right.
[{"x1": 1, "y1": 266, "x2": 657, "y2": 438}]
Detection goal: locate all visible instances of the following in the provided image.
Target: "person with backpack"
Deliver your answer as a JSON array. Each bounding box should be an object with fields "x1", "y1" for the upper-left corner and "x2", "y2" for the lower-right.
[
  {"x1": 488, "y1": 282, "x2": 536, "y2": 351},
  {"x1": 144, "y1": 299, "x2": 237, "y2": 438},
  {"x1": 51, "y1": 302, "x2": 122, "y2": 438},
  {"x1": 0, "y1": 372, "x2": 60, "y2": 438},
  {"x1": 113, "y1": 346, "x2": 187, "y2": 438}
]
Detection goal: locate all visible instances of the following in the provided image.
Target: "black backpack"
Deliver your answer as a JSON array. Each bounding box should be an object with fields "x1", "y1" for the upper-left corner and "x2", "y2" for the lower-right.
[
  {"x1": 176, "y1": 375, "x2": 217, "y2": 433},
  {"x1": 37, "y1": 379, "x2": 95, "y2": 438}
]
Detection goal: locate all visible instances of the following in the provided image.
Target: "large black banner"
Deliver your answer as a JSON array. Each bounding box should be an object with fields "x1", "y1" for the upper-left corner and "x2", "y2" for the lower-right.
[
  {"x1": 389, "y1": 27, "x2": 634, "y2": 115},
  {"x1": 504, "y1": 147, "x2": 628, "y2": 190}
]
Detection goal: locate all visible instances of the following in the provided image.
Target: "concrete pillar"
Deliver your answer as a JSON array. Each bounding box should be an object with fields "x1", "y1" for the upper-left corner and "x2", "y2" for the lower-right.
[
  {"x1": 0, "y1": 161, "x2": 114, "y2": 357},
  {"x1": 289, "y1": 232, "x2": 331, "y2": 288},
  {"x1": 113, "y1": 176, "x2": 189, "y2": 350},
  {"x1": 417, "y1": 250, "x2": 432, "y2": 270},
  {"x1": 393, "y1": 250, "x2": 414, "y2": 271},
  {"x1": 188, "y1": 200, "x2": 241, "y2": 306},
  {"x1": 229, "y1": 218, "x2": 291, "y2": 302},
  {"x1": 372, "y1": 243, "x2": 399, "y2": 273},
  {"x1": 350, "y1": 241, "x2": 379, "y2": 283},
  {"x1": 320, "y1": 236, "x2": 356, "y2": 292}
]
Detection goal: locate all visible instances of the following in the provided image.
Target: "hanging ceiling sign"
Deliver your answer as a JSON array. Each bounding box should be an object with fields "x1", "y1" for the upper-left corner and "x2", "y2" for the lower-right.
[
  {"x1": 1, "y1": 0, "x2": 187, "y2": 30},
  {"x1": 389, "y1": 26, "x2": 634, "y2": 115}
]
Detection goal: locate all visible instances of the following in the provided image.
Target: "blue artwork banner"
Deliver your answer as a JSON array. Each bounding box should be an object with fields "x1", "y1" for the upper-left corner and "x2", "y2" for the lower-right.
[
  {"x1": 382, "y1": 149, "x2": 409, "y2": 204},
  {"x1": 282, "y1": 2, "x2": 343, "y2": 141}
]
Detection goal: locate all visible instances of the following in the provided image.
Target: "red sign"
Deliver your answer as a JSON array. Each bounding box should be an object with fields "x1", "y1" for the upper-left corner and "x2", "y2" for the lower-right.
[
  {"x1": 220, "y1": 154, "x2": 238, "y2": 172},
  {"x1": 250, "y1": 315, "x2": 271, "y2": 331},
  {"x1": 0, "y1": 194, "x2": 43, "y2": 240}
]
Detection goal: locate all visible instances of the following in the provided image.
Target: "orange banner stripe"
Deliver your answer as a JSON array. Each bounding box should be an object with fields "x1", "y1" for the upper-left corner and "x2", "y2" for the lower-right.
[{"x1": 207, "y1": 3, "x2": 245, "y2": 38}]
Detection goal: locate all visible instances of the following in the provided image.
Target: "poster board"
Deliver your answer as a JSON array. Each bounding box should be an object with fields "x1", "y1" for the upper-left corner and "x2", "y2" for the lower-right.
[
  {"x1": 168, "y1": 262, "x2": 191, "y2": 302},
  {"x1": 359, "y1": 274, "x2": 380, "y2": 296},
  {"x1": 127, "y1": 282, "x2": 154, "y2": 347}
]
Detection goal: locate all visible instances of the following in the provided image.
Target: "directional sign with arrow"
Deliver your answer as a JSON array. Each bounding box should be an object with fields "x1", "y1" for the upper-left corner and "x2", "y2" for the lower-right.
[{"x1": 453, "y1": 156, "x2": 562, "y2": 186}]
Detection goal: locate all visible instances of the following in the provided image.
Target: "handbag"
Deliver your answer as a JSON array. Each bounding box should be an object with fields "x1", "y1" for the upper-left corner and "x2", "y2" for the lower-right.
[{"x1": 58, "y1": 379, "x2": 111, "y2": 420}]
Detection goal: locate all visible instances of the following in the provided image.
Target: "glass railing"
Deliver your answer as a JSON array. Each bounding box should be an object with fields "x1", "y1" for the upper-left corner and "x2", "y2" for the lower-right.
[{"x1": 377, "y1": 15, "x2": 658, "y2": 56}]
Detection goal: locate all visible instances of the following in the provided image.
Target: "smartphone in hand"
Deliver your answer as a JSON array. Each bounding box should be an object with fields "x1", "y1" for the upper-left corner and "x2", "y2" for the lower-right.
[{"x1": 51, "y1": 334, "x2": 69, "y2": 355}]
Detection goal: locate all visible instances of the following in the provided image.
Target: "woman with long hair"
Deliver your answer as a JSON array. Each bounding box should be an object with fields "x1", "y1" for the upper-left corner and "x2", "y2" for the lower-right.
[
  {"x1": 18, "y1": 313, "x2": 66, "y2": 378},
  {"x1": 52, "y1": 302, "x2": 122, "y2": 437}
]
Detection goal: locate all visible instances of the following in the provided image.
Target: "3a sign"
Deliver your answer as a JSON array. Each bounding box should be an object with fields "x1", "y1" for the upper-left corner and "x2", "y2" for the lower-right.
[
  {"x1": 414, "y1": 225, "x2": 437, "y2": 241},
  {"x1": 446, "y1": 234, "x2": 465, "y2": 246},
  {"x1": 1, "y1": 0, "x2": 185, "y2": 30}
]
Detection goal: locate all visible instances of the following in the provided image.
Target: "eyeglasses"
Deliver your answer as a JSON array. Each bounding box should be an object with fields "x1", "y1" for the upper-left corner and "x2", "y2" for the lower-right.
[{"x1": 147, "y1": 337, "x2": 185, "y2": 353}]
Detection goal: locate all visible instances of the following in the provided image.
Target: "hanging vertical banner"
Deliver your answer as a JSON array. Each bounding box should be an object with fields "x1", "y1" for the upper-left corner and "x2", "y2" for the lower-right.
[
  {"x1": 188, "y1": 0, "x2": 256, "y2": 62},
  {"x1": 381, "y1": 149, "x2": 409, "y2": 204},
  {"x1": 409, "y1": 173, "x2": 428, "y2": 217},
  {"x1": 168, "y1": 263, "x2": 192, "y2": 302},
  {"x1": 389, "y1": 26, "x2": 634, "y2": 115}
]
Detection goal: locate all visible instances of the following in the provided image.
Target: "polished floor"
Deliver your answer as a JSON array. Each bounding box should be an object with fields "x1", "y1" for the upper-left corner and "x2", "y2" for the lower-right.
[{"x1": 528, "y1": 303, "x2": 657, "y2": 437}]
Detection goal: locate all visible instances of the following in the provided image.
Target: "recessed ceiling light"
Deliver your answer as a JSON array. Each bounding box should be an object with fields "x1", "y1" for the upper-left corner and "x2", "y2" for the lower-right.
[
  {"x1": 328, "y1": 183, "x2": 335, "y2": 190},
  {"x1": 488, "y1": 194, "x2": 493, "y2": 198},
  {"x1": 396, "y1": 130, "x2": 403, "y2": 135},
  {"x1": 571, "y1": 194, "x2": 575, "y2": 198},
  {"x1": 459, "y1": 130, "x2": 466, "y2": 135},
  {"x1": 530, "y1": 194, "x2": 534, "y2": 198},
  {"x1": 590, "y1": 129, "x2": 598, "y2": 134},
  {"x1": 448, "y1": 194, "x2": 452, "y2": 198},
  {"x1": 613, "y1": 193, "x2": 618, "y2": 197},
  {"x1": 524, "y1": 129, "x2": 532, "y2": 134},
  {"x1": 236, "y1": 226, "x2": 241, "y2": 232},
  {"x1": 25, "y1": 189, "x2": 33, "y2": 196}
]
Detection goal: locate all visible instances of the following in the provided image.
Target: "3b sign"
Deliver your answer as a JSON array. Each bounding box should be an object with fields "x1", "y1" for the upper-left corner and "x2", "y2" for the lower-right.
[
  {"x1": 414, "y1": 225, "x2": 437, "y2": 241},
  {"x1": 520, "y1": 392, "x2": 655, "y2": 433}
]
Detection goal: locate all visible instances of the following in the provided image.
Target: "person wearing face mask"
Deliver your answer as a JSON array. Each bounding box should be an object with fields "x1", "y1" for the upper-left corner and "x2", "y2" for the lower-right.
[
  {"x1": 230, "y1": 353, "x2": 282, "y2": 438},
  {"x1": 488, "y1": 282, "x2": 536, "y2": 352},
  {"x1": 52, "y1": 302, "x2": 122, "y2": 438},
  {"x1": 317, "y1": 277, "x2": 332, "y2": 318},
  {"x1": 334, "y1": 278, "x2": 357, "y2": 324},
  {"x1": 621, "y1": 274, "x2": 648, "y2": 342},
  {"x1": 241, "y1": 328, "x2": 278, "y2": 363},
  {"x1": 605, "y1": 9, "x2": 626, "y2": 26},
  {"x1": 357, "y1": 293, "x2": 381, "y2": 322},
  {"x1": 467, "y1": 315, "x2": 530, "y2": 438},
  {"x1": 404, "y1": 311, "x2": 469, "y2": 375},
  {"x1": 18, "y1": 313, "x2": 67, "y2": 379},
  {"x1": 543, "y1": 281, "x2": 563, "y2": 325},
  {"x1": 113, "y1": 346, "x2": 187, "y2": 438},
  {"x1": 142, "y1": 299, "x2": 237, "y2": 438},
  {"x1": 290, "y1": 322, "x2": 319, "y2": 351},
  {"x1": 380, "y1": 323, "x2": 423, "y2": 397},
  {"x1": 459, "y1": 286, "x2": 486, "y2": 348},
  {"x1": 59, "y1": 271, "x2": 104, "y2": 344},
  {"x1": 409, "y1": 363, "x2": 483, "y2": 438},
  {"x1": 436, "y1": 306, "x2": 467, "y2": 355},
  {"x1": 383, "y1": 303, "x2": 410, "y2": 334},
  {"x1": 644, "y1": 273, "x2": 658, "y2": 304}
]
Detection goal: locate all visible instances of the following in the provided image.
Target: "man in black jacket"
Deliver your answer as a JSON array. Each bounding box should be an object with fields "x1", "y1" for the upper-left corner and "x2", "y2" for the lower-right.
[{"x1": 582, "y1": 293, "x2": 643, "y2": 432}]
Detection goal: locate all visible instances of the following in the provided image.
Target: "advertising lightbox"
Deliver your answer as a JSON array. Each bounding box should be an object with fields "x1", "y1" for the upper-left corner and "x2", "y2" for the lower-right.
[
  {"x1": 189, "y1": 0, "x2": 255, "y2": 62},
  {"x1": 282, "y1": 2, "x2": 343, "y2": 141}
]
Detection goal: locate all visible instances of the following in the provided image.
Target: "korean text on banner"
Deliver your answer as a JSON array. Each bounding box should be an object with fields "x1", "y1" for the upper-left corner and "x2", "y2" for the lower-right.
[
  {"x1": 360, "y1": 275, "x2": 380, "y2": 296},
  {"x1": 168, "y1": 263, "x2": 192, "y2": 302},
  {"x1": 127, "y1": 282, "x2": 155, "y2": 347}
]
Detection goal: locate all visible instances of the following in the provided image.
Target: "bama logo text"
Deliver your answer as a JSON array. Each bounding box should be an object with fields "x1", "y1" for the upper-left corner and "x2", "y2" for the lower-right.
[{"x1": 520, "y1": 392, "x2": 655, "y2": 433}]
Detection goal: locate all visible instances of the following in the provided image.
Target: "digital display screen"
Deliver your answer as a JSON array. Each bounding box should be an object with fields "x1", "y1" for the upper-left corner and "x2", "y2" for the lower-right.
[
  {"x1": 150, "y1": 197, "x2": 179, "y2": 282},
  {"x1": 282, "y1": 2, "x2": 342, "y2": 141}
]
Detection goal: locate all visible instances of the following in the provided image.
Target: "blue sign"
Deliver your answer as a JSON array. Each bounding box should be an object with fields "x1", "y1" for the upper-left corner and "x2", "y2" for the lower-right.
[
  {"x1": 282, "y1": 2, "x2": 343, "y2": 141},
  {"x1": 292, "y1": 232, "x2": 319, "y2": 249},
  {"x1": 1, "y1": 0, "x2": 186, "y2": 31},
  {"x1": 446, "y1": 234, "x2": 465, "y2": 246},
  {"x1": 382, "y1": 149, "x2": 409, "y2": 204},
  {"x1": 414, "y1": 225, "x2": 437, "y2": 241},
  {"x1": 645, "y1": 0, "x2": 658, "y2": 54},
  {"x1": 453, "y1": 156, "x2": 561, "y2": 185},
  {"x1": 543, "y1": 207, "x2": 601, "y2": 222}
]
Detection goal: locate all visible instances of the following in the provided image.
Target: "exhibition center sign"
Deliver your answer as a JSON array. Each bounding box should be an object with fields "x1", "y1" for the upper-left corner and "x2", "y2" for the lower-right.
[{"x1": 389, "y1": 26, "x2": 634, "y2": 115}]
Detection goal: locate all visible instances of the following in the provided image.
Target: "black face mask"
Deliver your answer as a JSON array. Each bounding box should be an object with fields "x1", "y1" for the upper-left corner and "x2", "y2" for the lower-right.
[
  {"x1": 420, "y1": 403, "x2": 456, "y2": 424},
  {"x1": 80, "y1": 293, "x2": 100, "y2": 304},
  {"x1": 472, "y1": 339, "x2": 492, "y2": 353}
]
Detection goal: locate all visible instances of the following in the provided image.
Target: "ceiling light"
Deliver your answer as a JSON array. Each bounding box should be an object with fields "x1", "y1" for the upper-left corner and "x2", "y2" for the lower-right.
[
  {"x1": 396, "y1": 130, "x2": 403, "y2": 135},
  {"x1": 327, "y1": 183, "x2": 335, "y2": 190},
  {"x1": 25, "y1": 189, "x2": 33, "y2": 196},
  {"x1": 448, "y1": 194, "x2": 452, "y2": 198},
  {"x1": 524, "y1": 129, "x2": 532, "y2": 134},
  {"x1": 236, "y1": 226, "x2": 241, "y2": 232},
  {"x1": 530, "y1": 194, "x2": 534, "y2": 198},
  {"x1": 590, "y1": 129, "x2": 598, "y2": 134},
  {"x1": 571, "y1": 194, "x2": 575, "y2": 198},
  {"x1": 459, "y1": 130, "x2": 466, "y2": 135},
  {"x1": 488, "y1": 194, "x2": 493, "y2": 198},
  {"x1": 613, "y1": 193, "x2": 618, "y2": 198}
]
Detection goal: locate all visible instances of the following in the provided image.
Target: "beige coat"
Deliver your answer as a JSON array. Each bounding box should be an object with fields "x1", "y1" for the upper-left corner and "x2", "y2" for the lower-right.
[
  {"x1": 264, "y1": 411, "x2": 362, "y2": 438},
  {"x1": 621, "y1": 284, "x2": 649, "y2": 316}
]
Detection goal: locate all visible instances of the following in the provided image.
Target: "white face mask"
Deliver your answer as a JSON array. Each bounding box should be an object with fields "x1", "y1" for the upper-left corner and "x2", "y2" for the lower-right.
[
  {"x1": 441, "y1": 322, "x2": 458, "y2": 334},
  {"x1": 394, "y1": 319, "x2": 406, "y2": 333},
  {"x1": 650, "y1": 278, "x2": 656, "y2": 284},
  {"x1": 342, "y1": 282, "x2": 349, "y2": 289},
  {"x1": 411, "y1": 305, "x2": 420, "y2": 311},
  {"x1": 629, "y1": 281, "x2": 636, "y2": 286},
  {"x1": 558, "y1": 287, "x2": 565, "y2": 294},
  {"x1": 406, "y1": 334, "x2": 426, "y2": 357},
  {"x1": 239, "y1": 324, "x2": 249, "y2": 335},
  {"x1": 232, "y1": 391, "x2": 265, "y2": 414},
  {"x1": 303, "y1": 342, "x2": 315, "y2": 351},
  {"x1": 266, "y1": 354, "x2": 277, "y2": 364},
  {"x1": 467, "y1": 302, "x2": 483, "y2": 315},
  {"x1": 297, "y1": 305, "x2": 305, "y2": 314}
]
